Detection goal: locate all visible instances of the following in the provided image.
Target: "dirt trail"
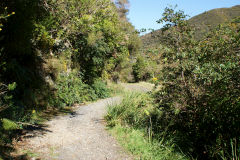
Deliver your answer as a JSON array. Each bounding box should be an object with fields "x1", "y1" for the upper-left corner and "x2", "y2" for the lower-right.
[{"x1": 16, "y1": 83, "x2": 153, "y2": 160}]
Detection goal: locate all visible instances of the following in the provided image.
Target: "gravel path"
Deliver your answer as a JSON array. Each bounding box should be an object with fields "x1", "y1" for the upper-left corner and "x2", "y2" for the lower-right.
[
  {"x1": 16, "y1": 83, "x2": 153, "y2": 160},
  {"x1": 121, "y1": 82, "x2": 154, "y2": 93},
  {"x1": 18, "y1": 97, "x2": 131, "y2": 160}
]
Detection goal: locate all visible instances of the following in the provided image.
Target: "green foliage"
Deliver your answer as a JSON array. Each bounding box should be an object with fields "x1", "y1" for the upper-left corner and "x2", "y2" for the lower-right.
[
  {"x1": 152, "y1": 7, "x2": 240, "y2": 159},
  {"x1": 7, "y1": 82, "x2": 16, "y2": 91},
  {"x1": 104, "y1": 51, "x2": 132, "y2": 82},
  {"x1": 110, "y1": 125, "x2": 187, "y2": 160},
  {"x1": 43, "y1": 0, "x2": 140, "y2": 83},
  {"x1": 0, "y1": 0, "x2": 140, "y2": 157},
  {"x1": 0, "y1": 0, "x2": 138, "y2": 116}
]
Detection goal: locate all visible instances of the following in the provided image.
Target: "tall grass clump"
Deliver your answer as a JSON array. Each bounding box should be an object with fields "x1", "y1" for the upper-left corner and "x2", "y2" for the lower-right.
[
  {"x1": 105, "y1": 92, "x2": 188, "y2": 160},
  {"x1": 106, "y1": 92, "x2": 154, "y2": 128}
]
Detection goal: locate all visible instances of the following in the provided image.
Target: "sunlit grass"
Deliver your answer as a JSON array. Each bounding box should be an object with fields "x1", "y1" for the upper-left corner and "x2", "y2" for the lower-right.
[{"x1": 108, "y1": 125, "x2": 187, "y2": 160}]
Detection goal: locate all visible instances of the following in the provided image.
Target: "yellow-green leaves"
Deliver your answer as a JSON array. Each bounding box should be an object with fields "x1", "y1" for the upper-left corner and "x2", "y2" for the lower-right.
[
  {"x1": 8, "y1": 82, "x2": 16, "y2": 91},
  {"x1": 144, "y1": 109, "x2": 150, "y2": 116},
  {"x1": 2, "y1": 118, "x2": 19, "y2": 130}
]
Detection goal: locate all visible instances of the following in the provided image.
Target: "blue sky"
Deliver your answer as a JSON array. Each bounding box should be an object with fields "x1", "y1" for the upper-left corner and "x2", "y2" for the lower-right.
[{"x1": 127, "y1": 0, "x2": 240, "y2": 33}]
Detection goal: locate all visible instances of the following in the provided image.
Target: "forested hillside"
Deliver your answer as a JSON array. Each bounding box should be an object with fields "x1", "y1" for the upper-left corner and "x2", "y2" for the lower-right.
[
  {"x1": 0, "y1": 0, "x2": 140, "y2": 157},
  {"x1": 141, "y1": 5, "x2": 240, "y2": 49}
]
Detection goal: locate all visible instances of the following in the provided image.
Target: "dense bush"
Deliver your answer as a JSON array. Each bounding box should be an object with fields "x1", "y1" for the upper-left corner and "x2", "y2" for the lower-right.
[
  {"x1": 0, "y1": 5, "x2": 26, "y2": 149},
  {"x1": 0, "y1": 83, "x2": 19, "y2": 143},
  {"x1": 132, "y1": 51, "x2": 162, "y2": 83},
  {"x1": 44, "y1": 0, "x2": 140, "y2": 83},
  {"x1": 152, "y1": 7, "x2": 240, "y2": 159},
  {"x1": 0, "y1": 0, "x2": 139, "y2": 116},
  {"x1": 54, "y1": 72, "x2": 111, "y2": 107},
  {"x1": 0, "y1": 0, "x2": 140, "y2": 110}
]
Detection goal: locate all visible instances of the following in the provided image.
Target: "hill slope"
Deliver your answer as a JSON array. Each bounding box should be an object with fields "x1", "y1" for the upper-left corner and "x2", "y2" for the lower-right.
[{"x1": 141, "y1": 5, "x2": 240, "y2": 48}]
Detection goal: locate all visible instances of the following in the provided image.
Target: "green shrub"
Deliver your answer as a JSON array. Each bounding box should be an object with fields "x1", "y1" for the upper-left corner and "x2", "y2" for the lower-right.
[
  {"x1": 54, "y1": 72, "x2": 111, "y2": 107},
  {"x1": 54, "y1": 72, "x2": 96, "y2": 107}
]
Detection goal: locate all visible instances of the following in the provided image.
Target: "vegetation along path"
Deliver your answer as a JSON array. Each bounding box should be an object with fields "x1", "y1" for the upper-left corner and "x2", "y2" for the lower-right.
[{"x1": 16, "y1": 83, "x2": 152, "y2": 160}]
